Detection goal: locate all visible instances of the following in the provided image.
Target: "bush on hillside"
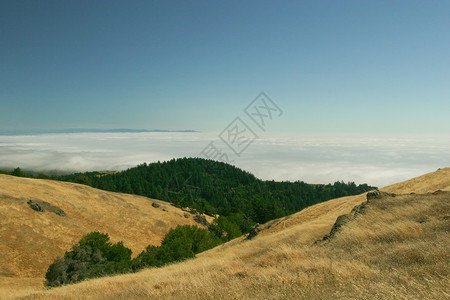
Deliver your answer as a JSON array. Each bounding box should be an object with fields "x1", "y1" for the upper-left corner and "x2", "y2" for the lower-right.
[
  {"x1": 46, "y1": 226, "x2": 221, "y2": 287},
  {"x1": 45, "y1": 232, "x2": 132, "y2": 287},
  {"x1": 209, "y1": 215, "x2": 243, "y2": 242},
  {"x1": 133, "y1": 225, "x2": 220, "y2": 270}
]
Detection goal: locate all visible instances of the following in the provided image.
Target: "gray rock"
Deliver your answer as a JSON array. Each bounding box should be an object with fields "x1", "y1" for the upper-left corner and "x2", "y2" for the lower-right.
[
  {"x1": 366, "y1": 190, "x2": 395, "y2": 201},
  {"x1": 26, "y1": 199, "x2": 66, "y2": 216},
  {"x1": 320, "y1": 214, "x2": 353, "y2": 242},
  {"x1": 317, "y1": 194, "x2": 382, "y2": 243},
  {"x1": 193, "y1": 214, "x2": 209, "y2": 226},
  {"x1": 152, "y1": 202, "x2": 160, "y2": 208},
  {"x1": 366, "y1": 190, "x2": 382, "y2": 200},
  {"x1": 54, "y1": 209, "x2": 66, "y2": 217},
  {"x1": 351, "y1": 201, "x2": 368, "y2": 215},
  {"x1": 246, "y1": 224, "x2": 261, "y2": 240},
  {"x1": 27, "y1": 200, "x2": 43, "y2": 212}
]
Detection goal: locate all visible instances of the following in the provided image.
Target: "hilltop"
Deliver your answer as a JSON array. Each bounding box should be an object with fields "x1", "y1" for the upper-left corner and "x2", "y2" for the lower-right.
[
  {"x1": 11, "y1": 167, "x2": 449, "y2": 299},
  {"x1": 54, "y1": 158, "x2": 375, "y2": 225},
  {"x1": 0, "y1": 175, "x2": 212, "y2": 296}
]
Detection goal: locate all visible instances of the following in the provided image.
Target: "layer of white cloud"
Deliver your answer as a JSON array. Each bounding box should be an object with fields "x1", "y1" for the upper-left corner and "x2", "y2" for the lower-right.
[{"x1": 0, "y1": 132, "x2": 448, "y2": 188}]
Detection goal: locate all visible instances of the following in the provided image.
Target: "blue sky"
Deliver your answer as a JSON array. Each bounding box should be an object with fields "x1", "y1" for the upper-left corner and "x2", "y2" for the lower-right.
[{"x1": 1, "y1": 0, "x2": 449, "y2": 134}]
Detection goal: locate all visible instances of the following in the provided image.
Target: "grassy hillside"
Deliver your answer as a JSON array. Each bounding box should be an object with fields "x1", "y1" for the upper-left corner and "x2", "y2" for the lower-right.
[
  {"x1": 0, "y1": 175, "x2": 212, "y2": 296},
  {"x1": 12, "y1": 167, "x2": 449, "y2": 299},
  {"x1": 382, "y1": 167, "x2": 450, "y2": 193}
]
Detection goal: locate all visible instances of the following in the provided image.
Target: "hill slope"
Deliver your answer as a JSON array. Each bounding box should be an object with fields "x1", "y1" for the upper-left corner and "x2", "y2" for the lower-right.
[
  {"x1": 14, "y1": 167, "x2": 449, "y2": 299},
  {"x1": 382, "y1": 167, "x2": 450, "y2": 193},
  {"x1": 0, "y1": 175, "x2": 211, "y2": 295}
]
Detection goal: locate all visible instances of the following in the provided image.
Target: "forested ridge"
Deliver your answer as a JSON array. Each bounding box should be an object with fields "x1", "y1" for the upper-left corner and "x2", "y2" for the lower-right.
[{"x1": 54, "y1": 158, "x2": 375, "y2": 227}]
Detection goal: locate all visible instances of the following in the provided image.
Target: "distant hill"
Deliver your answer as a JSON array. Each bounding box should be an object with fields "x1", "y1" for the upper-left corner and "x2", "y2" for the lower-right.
[
  {"x1": 0, "y1": 174, "x2": 211, "y2": 295},
  {"x1": 14, "y1": 168, "x2": 450, "y2": 300},
  {"x1": 0, "y1": 128, "x2": 198, "y2": 135},
  {"x1": 55, "y1": 158, "x2": 376, "y2": 225}
]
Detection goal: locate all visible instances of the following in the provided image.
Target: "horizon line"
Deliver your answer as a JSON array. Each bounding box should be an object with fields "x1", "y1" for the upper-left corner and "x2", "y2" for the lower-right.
[{"x1": 0, "y1": 128, "x2": 200, "y2": 136}]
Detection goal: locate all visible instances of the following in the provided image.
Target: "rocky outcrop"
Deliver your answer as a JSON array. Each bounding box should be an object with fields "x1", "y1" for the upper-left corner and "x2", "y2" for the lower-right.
[
  {"x1": 193, "y1": 214, "x2": 209, "y2": 226},
  {"x1": 27, "y1": 200, "x2": 43, "y2": 212},
  {"x1": 317, "y1": 190, "x2": 395, "y2": 243},
  {"x1": 26, "y1": 199, "x2": 66, "y2": 216},
  {"x1": 366, "y1": 190, "x2": 395, "y2": 200},
  {"x1": 246, "y1": 224, "x2": 261, "y2": 240}
]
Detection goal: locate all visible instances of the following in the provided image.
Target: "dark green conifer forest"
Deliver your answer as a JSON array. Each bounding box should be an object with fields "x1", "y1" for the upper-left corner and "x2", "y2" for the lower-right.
[{"x1": 55, "y1": 158, "x2": 375, "y2": 230}]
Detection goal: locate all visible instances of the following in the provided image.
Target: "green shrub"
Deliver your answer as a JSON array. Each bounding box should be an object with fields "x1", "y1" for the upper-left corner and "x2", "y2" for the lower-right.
[
  {"x1": 209, "y1": 215, "x2": 243, "y2": 242},
  {"x1": 162, "y1": 225, "x2": 220, "y2": 254},
  {"x1": 133, "y1": 245, "x2": 164, "y2": 269},
  {"x1": 133, "y1": 225, "x2": 220, "y2": 270},
  {"x1": 45, "y1": 232, "x2": 132, "y2": 287},
  {"x1": 46, "y1": 227, "x2": 221, "y2": 287}
]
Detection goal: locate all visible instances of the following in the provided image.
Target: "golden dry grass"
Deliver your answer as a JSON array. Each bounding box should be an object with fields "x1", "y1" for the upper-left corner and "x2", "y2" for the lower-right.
[
  {"x1": 4, "y1": 167, "x2": 450, "y2": 299},
  {"x1": 0, "y1": 175, "x2": 211, "y2": 296},
  {"x1": 382, "y1": 167, "x2": 450, "y2": 194}
]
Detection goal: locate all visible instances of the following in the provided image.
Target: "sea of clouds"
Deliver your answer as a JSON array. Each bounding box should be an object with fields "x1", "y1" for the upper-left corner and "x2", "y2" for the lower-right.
[{"x1": 0, "y1": 132, "x2": 448, "y2": 188}]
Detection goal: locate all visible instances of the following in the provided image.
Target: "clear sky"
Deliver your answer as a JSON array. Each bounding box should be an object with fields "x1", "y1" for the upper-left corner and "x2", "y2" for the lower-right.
[{"x1": 1, "y1": 0, "x2": 449, "y2": 134}]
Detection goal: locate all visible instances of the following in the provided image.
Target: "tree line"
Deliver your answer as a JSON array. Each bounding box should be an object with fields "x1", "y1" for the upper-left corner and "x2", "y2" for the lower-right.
[
  {"x1": 55, "y1": 158, "x2": 375, "y2": 228},
  {"x1": 2, "y1": 159, "x2": 376, "y2": 236}
]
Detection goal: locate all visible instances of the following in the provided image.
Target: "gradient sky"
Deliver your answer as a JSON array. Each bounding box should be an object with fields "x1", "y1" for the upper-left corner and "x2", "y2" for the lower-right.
[{"x1": 1, "y1": 0, "x2": 449, "y2": 134}]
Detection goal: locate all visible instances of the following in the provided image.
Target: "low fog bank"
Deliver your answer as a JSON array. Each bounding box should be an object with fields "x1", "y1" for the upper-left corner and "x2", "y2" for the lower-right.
[{"x1": 0, "y1": 132, "x2": 448, "y2": 187}]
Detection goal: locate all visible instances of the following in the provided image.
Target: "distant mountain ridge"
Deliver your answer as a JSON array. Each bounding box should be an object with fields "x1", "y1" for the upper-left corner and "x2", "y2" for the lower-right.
[{"x1": 0, "y1": 128, "x2": 199, "y2": 135}]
